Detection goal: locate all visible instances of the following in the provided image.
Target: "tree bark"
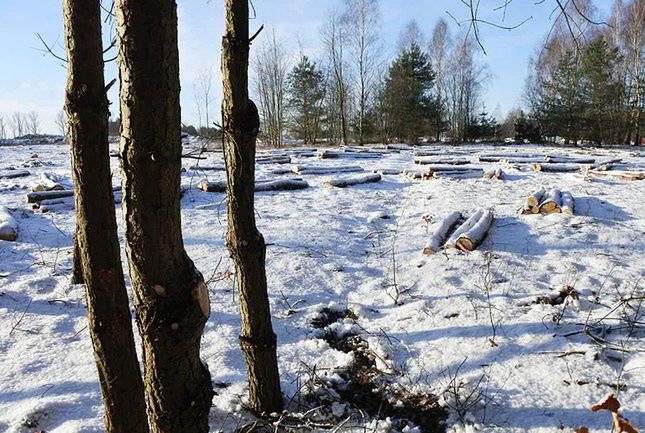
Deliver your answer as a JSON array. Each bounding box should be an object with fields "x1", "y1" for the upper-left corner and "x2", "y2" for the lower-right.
[
  {"x1": 62, "y1": 1, "x2": 148, "y2": 432},
  {"x1": 115, "y1": 1, "x2": 213, "y2": 432},
  {"x1": 221, "y1": 0, "x2": 283, "y2": 415},
  {"x1": 72, "y1": 232, "x2": 84, "y2": 284}
]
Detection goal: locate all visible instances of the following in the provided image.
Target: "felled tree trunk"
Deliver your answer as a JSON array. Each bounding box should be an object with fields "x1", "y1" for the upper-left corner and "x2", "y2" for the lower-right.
[
  {"x1": 423, "y1": 211, "x2": 462, "y2": 254},
  {"x1": 324, "y1": 173, "x2": 381, "y2": 188},
  {"x1": 63, "y1": 0, "x2": 148, "y2": 431},
  {"x1": 454, "y1": 209, "x2": 494, "y2": 251},
  {"x1": 539, "y1": 189, "x2": 562, "y2": 214},
  {"x1": 0, "y1": 206, "x2": 18, "y2": 241},
  {"x1": 221, "y1": 0, "x2": 283, "y2": 414},
  {"x1": 115, "y1": 0, "x2": 214, "y2": 431}
]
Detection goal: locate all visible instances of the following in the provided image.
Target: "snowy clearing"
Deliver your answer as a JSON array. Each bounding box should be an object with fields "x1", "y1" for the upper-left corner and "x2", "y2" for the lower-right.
[{"x1": 0, "y1": 143, "x2": 643, "y2": 433}]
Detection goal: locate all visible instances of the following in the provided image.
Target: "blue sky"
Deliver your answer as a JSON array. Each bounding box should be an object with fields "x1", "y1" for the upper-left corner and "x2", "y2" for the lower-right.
[{"x1": 0, "y1": 0, "x2": 613, "y2": 134}]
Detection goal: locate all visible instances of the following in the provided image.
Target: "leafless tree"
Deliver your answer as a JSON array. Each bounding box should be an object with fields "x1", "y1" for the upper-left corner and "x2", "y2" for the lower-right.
[
  {"x1": 222, "y1": 0, "x2": 283, "y2": 413},
  {"x1": 397, "y1": 20, "x2": 424, "y2": 52},
  {"x1": 253, "y1": 29, "x2": 288, "y2": 147},
  {"x1": 322, "y1": 9, "x2": 350, "y2": 145},
  {"x1": 56, "y1": 109, "x2": 68, "y2": 137},
  {"x1": 0, "y1": 115, "x2": 6, "y2": 140},
  {"x1": 193, "y1": 69, "x2": 214, "y2": 129},
  {"x1": 11, "y1": 112, "x2": 24, "y2": 138},
  {"x1": 429, "y1": 18, "x2": 452, "y2": 140},
  {"x1": 27, "y1": 111, "x2": 40, "y2": 135},
  {"x1": 342, "y1": 0, "x2": 381, "y2": 145},
  {"x1": 623, "y1": 0, "x2": 645, "y2": 144}
]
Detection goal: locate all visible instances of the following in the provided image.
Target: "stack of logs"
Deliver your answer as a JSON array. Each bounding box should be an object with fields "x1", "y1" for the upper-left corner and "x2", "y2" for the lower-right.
[
  {"x1": 521, "y1": 187, "x2": 575, "y2": 215},
  {"x1": 423, "y1": 208, "x2": 494, "y2": 254}
]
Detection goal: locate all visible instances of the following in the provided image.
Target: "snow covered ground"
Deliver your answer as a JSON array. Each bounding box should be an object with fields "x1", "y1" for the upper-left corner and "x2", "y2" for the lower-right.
[{"x1": 0, "y1": 143, "x2": 643, "y2": 433}]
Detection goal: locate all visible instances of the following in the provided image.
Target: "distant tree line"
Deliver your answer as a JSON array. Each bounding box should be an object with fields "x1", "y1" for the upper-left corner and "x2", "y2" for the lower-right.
[
  {"x1": 524, "y1": 0, "x2": 644, "y2": 145},
  {"x1": 0, "y1": 111, "x2": 41, "y2": 139},
  {"x1": 249, "y1": 0, "x2": 493, "y2": 146}
]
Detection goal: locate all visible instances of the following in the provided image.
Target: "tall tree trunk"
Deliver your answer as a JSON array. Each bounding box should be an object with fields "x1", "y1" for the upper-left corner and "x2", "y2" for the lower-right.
[
  {"x1": 115, "y1": 1, "x2": 213, "y2": 432},
  {"x1": 221, "y1": 0, "x2": 283, "y2": 415},
  {"x1": 63, "y1": 1, "x2": 149, "y2": 432},
  {"x1": 71, "y1": 232, "x2": 84, "y2": 284}
]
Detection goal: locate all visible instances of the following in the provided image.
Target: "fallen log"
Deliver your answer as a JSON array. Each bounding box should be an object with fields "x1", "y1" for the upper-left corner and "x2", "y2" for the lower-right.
[
  {"x1": 373, "y1": 167, "x2": 403, "y2": 175},
  {"x1": 31, "y1": 172, "x2": 68, "y2": 192},
  {"x1": 27, "y1": 190, "x2": 74, "y2": 203},
  {"x1": 385, "y1": 144, "x2": 414, "y2": 151},
  {"x1": 532, "y1": 163, "x2": 582, "y2": 173},
  {"x1": 404, "y1": 169, "x2": 432, "y2": 180},
  {"x1": 256, "y1": 156, "x2": 291, "y2": 164},
  {"x1": 432, "y1": 169, "x2": 484, "y2": 179},
  {"x1": 522, "y1": 187, "x2": 546, "y2": 214},
  {"x1": 292, "y1": 165, "x2": 364, "y2": 175},
  {"x1": 561, "y1": 191, "x2": 575, "y2": 215},
  {"x1": 587, "y1": 170, "x2": 644, "y2": 181},
  {"x1": 324, "y1": 173, "x2": 382, "y2": 188},
  {"x1": 422, "y1": 211, "x2": 462, "y2": 254},
  {"x1": 539, "y1": 188, "x2": 562, "y2": 214},
  {"x1": 483, "y1": 168, "x2": 504, "y2": 180},
  {"x1": 591, "y1": 158, "x2": 622, "y2": 171},
  {"x1": 0, "y1": 206, "x2": 18, "y2": 241},
  {"x1": 444, "y1": 209, "x2": 485, "y2": 248},
  {"x1": 478, "y1": 155, "x2": 544, "y2": 163},
  {"x1": 189, "y1": 164, "x2": 226, "y2": 171},
  {"x1": 198, "y1": 178, "x2": 309, "y2": 192},
  {"x1": 455, "y1": 209, "x2": 494, "y2": 252},
  {"x1": 0, "y1": 169, "x2": 30, "y2": 180},
  {"x1": 317, "y1": 149, "x2": 381, "y2": 159},
  {"x1": 414, "y1": 157, "x2": 470, "y2": 165},
  {"x1": 545, "y1": 155, "x2": 595, "y2": 164}
]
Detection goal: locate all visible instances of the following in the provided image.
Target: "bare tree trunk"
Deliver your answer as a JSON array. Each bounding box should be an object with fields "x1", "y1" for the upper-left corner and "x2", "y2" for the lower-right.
[
  {"x1": 72, "y1": 232, "x2": 84, "y2": 284},
  {"x1": 221, "y1": 0, "x2": 283, "y2": 415},
  {"x1": 63, "y1": 1, "x2": 149, "y2": 432},
  {"x1": 115, "y1": 1, "x2": 214, "y2": 432}
]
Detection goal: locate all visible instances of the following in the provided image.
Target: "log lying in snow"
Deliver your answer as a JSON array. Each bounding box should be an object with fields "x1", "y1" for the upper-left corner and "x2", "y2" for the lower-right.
[
  {"x1": 522, "y1": 187, "x2": 546, "y2": 214},
  {"x1": 0, "y1": 169, "x2": 30, "y2": 179},
  {"x1": 198, "y1": 178, "x2": 309, "y2": 193},
  {"x1": 561, "y1": 191, "x2": 575, "y2": 215},
  {"x1": 454, "y1": 209, "x2": 494, "y2": 252},
  {"x1": 373, "y1": 167, "x2": 403, "y2": 175},
  {"x1": 538, "y1": 188, "x2": 562, "y2": 214},
  {"x1": 587, "y1": 170, "x2": 644, "y2": 181},
  {"x1": 422, "y1": 211, "x2": 462, "y2": 254},
  {"x1": 31, "y1": 172, "x2": 68, "y2": 192},
  {"x1": 591, "y1": 158, "x2": 623, "y2": 171},
  {"x1": 414, "y1": 157, "x2": 470, "y2": 165},
  {"x1": 444, "y1": 209, "x2": 485, "y2": 249},
  {"x1": 483, "y1": 168, "x2": 504, "y2": 180},
  {"x1": 256, "y1": 156, "x2": 291, "y2": 164},
  {"x1": 385, "y1": 144, "x2": 414, "y2": 151},
  {"x1": 544, "y1": 155, "x2": 595, "y2": 164},
  {"x1": 317, "y1": 149, "x2": 381, "y2": 159},
  {"x1": 27, "y1": 189, "x2": 75, "y2": 203},
  {"x1": 189, "y1": 164, "x2": 226, "y2": 171},
  {"x1": 404, "y1": 169, "x2": 432, "y2": 180},
  {"x1": 324, "y1": 173, "x2": 381, "y2": 188},
  {"x1": 478, "y1": 155, "x2": 544, "y2": 163},
  {"x1": 291, "y1": 165, "x2": 364, "y2": 175},
  {"x1": 0, "y1": 206, "x2": 18, "y2": 241},
  {"x1": 532, "y1": 163, "x2": 582, "y2": 173}
]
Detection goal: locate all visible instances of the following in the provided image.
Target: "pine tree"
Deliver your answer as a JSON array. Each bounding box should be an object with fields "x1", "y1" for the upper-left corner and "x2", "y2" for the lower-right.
[{"x1": 287, "y1": 56, "x2": 326, "y2": 144}]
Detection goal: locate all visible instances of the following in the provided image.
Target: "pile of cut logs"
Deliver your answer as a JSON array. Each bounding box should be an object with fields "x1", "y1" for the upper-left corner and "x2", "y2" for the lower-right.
[
  {"x1": 423, "y1": 208, "x2": 494, "y2": 254},
  {"x1": 521, "y1": 187, "x2": 574, "y2": 215}
]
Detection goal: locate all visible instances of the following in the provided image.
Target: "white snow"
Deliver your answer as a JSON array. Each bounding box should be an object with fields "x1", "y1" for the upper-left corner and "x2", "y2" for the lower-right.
[{"x1": 0, "y1": 143, "x2": 643, "y2": 433}]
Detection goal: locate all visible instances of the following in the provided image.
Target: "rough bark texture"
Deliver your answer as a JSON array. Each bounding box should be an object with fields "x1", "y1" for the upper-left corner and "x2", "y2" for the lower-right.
[
  {"x1": 222, "y1": 0, "x2": 283, "y2": 415},
  {"x1": 72, "y1": 233, "x2": 84, "y2": 284},
  {"x1": 115, "y1": 1, "x2": 213, "y2": 432},
  {"x1": 62, "y1": 1, "x2": 148, "y2": 432}
]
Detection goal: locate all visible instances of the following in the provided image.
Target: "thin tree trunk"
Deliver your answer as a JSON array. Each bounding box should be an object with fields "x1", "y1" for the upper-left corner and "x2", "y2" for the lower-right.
[
  {"x1": 115, "y1": 1, "x2": 213, "y2": 432},
  {"x1": 72, "y1": 232, "x2": 84, "y2": 284},
  {"x1": 63, "y1": 1, "x2": 148, "y2": 432},
  {"x1": 221, "y1": 0, "x2": 283, "y2": 415}
]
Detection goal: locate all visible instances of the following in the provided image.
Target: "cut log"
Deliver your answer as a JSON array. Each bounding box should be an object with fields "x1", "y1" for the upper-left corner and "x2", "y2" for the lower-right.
[
  {"x1": 532, "y1": 163, "x2": 581, "y2": 173},
  {"x1": 0, "y1": 169, "x2": 30, "y2": 179},
  {"x1": 591, "y1": 158, "x2": 622, "y2": 171},
  {"x1": 385, "y1": 144, "x2": 413, "y2": 151},
  {"x1": 483, "y1": 168, "x2": 504, "y2": 180},
  {"x1": 423, "y1": 164, "x2": 483, "y2": 173},
  {"x1": 317, "y1": 149, "x2": 381, "y2": 159},
  {"x1": 561, "y1": 191, "x2": 575, "y2": 215},
  {"x1": 256, "y1": 156, "x2": 291, "y2": 164},
  {"x1": 414, "y1": 157, "x2": 470, "y2": 165},
  {"x1": 422, "y1": 211, "x2": 462, "y2": 254},
  {"x1": 198, "y1": 178, "x2": 309, "y2": 192},
  {"x1": 189, "y1": 164, "x2": 226, "y2": 171},
  {"x1": 445, "y1": 209, "x2": 485, "y2": 248},
  {"x1": 432, "y1": 169, "x2": 484, "y2": 179},
  {"x1": 324, "y1": 173, "x2": 382, "y2": 188},
  {"x1": 587, "y1": 170, "x2": 644, "y2": 181},
  {"x1": 0, "y1": 206, "x2": 18, "y2": 241},
  {"x1": 538, "y1": 188, "x2": 562, "y2": 214},
  {"x1": 545, "y1": 155, "x2": 595, "y2": 164},
  {"x1": 455, "y1": 209, "x2": 494, "y2": 252},
  {"x1": 527, "y1": 187, "x2": 546, "y2": 208},
  {"x1": 404, "y1": 169, "x2": 432, "y2": 180},
  {"x1": 26, "y1": 190, "x2": 74, "y2": 203},
  {"x1": 373, "y1": 167, "x2": 403, "y2": 175},
  {"x1": 291, "y1": 165, "x2": 364, "y2": 175},
  {"x1": 31, "y1": 172, "x2": 68, "y2": 192}
]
